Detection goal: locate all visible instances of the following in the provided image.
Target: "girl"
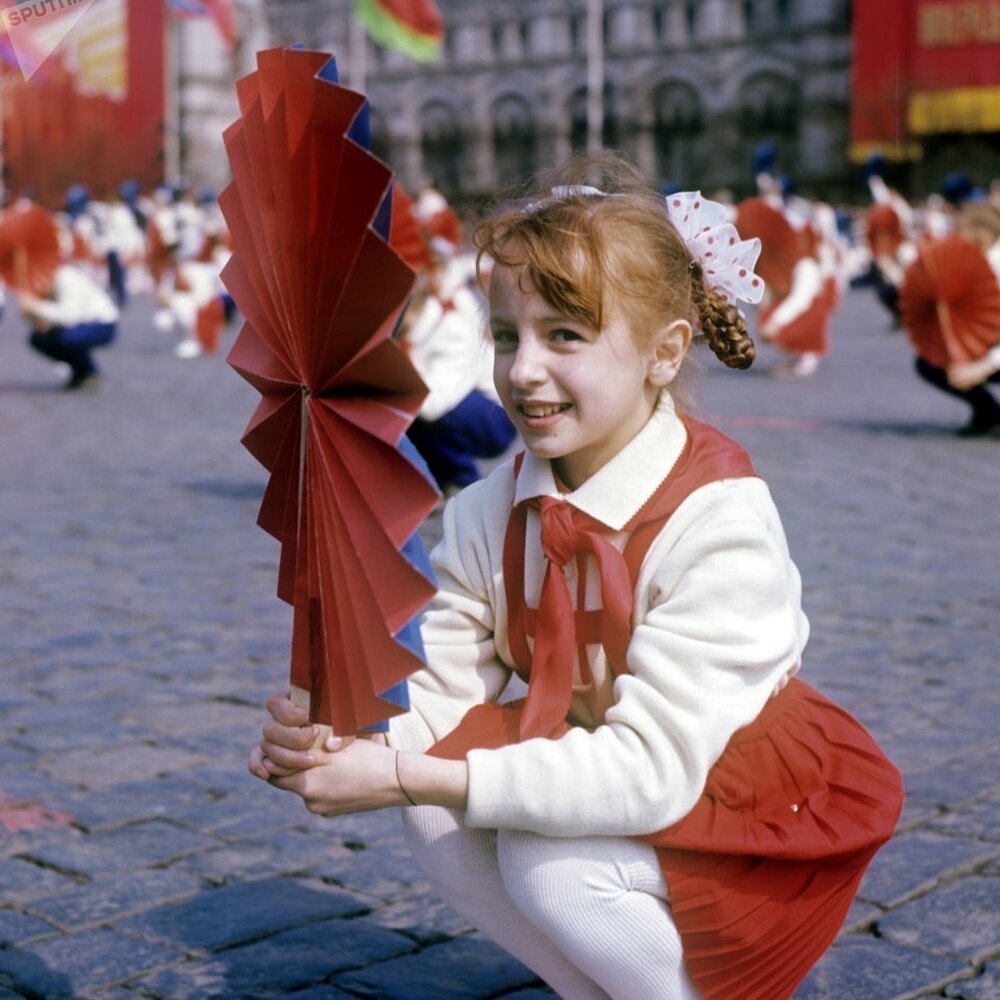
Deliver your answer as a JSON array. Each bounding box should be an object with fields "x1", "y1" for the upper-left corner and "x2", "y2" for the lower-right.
[{"x1": 249, "y1": 155, "x2": 903, "y2": 1000}]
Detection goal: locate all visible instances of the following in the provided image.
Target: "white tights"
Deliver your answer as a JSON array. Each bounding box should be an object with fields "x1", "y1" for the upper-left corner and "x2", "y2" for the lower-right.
[{"x1": 401, "y1": 806, "x2": 701, "y2": 1000}]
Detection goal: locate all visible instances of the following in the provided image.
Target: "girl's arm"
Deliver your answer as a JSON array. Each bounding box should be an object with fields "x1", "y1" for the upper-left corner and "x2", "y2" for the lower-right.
[
  {"x1": 249, "y1": 702, "x2": 468, "y2": 815},
  {"x1": 463, "y1": 478, "x2": 810, "y2": 839},
  {"x1": 248, "y1": 466, "x2": 516, "y2": 813}
]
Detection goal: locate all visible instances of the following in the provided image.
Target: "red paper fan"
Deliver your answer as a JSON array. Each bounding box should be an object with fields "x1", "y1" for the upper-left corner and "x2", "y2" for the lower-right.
[
  {"x1": 0, "y1": 202, "x2": 61, "y2": 294},
  {"x1": 865, "y1": 203, "x2": 904, "y2": 259},
  {"x1": 388, "y1": 183, "x2": 432, "y2": 273},
  {"x1": 898, "y1": 234, "x2": 1000, "y2": 368},
  {"x1": 734, "y1": 198, "x2": 801, "y2": 299},
  {"x1": 221, "y1": 47, "x2": 440, "y2": 735}
]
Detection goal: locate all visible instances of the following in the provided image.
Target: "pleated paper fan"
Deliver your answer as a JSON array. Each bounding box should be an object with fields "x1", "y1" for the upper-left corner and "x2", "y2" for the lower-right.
[
  {"x1": 222, "y1": 46, "x2": 440, "y2": 735},
  {"x1": 734, "y1": 198, "x2": 801, "y2": 299},
  {"x1": 864, "y1": 203, "x2": 904, "y2": 259},
  {"x1": 388, "y1": 182, "x2": 433, "y2": 273},
  {"x1": 0, "y1": 202, "x2": 61, "y2": 295},
  {"x1": 898, "y1": 234, "x2": 1000, "y2": 369}
]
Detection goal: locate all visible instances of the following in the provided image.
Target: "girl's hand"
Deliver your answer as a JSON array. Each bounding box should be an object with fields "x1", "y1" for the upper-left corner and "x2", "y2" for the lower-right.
[
  {"x1": 266, "y1": 738, "x2": 402, "y2": 816},
  {"x1": 247, "y1": 692, "x2": 387, "y2": 781}
]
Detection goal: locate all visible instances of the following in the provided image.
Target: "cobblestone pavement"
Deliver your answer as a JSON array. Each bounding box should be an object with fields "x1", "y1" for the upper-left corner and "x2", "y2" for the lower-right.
[{"x1": 0, "y1": 285, "x2": 997, "y2": 1000}]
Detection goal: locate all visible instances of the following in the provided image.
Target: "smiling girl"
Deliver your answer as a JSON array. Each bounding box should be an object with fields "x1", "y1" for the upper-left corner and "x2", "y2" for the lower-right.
[{"x1": 249, "y1": 155, "x2": 903, "y2": 1000}]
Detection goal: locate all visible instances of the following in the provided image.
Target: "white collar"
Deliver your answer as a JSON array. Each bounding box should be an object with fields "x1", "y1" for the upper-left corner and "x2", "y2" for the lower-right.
[{"x1": 512, "y1": 393, "x2": 688, "y2": 531}]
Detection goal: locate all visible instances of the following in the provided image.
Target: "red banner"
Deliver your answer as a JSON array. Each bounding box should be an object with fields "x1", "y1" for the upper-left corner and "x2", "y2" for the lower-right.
[
  {"x1": 850, "y1": 0, "x2": 1000, "y2": 161},
  {"x1": 1, "y1": 0, "x2": 165, "y2": 206}
]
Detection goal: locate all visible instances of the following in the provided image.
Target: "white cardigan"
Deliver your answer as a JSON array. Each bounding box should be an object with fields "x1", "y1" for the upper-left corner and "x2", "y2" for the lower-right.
[{"x1": 389, "y1": 394, "x2": 810, "y2": 838}]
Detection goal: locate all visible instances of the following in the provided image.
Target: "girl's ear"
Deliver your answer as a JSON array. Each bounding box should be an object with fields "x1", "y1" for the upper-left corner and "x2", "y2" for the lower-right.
[{"x1": 648, "y1": 319, "x2": 692, "y2": 387}]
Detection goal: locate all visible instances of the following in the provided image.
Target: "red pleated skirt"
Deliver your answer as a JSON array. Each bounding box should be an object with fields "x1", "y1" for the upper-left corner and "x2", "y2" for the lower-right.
[
  {"x1": 761, "y1": 278, "x2": 837, "y2": 355},
  {"x1": 430, "y1": 678, "x2": 903, "y2": 1000}
]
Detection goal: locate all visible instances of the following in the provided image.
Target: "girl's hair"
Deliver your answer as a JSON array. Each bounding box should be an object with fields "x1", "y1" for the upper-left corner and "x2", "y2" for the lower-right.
[{"x1": 474, "y1": 153, "x2": 756, "y2": 370}]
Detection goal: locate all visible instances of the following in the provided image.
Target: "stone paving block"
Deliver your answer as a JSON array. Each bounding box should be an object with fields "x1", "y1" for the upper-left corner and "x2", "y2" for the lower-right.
[
  {"x1": 795, "y1": 934, "x2": 971, "y2": 999},
  {"x1": 310, "y1": 837, "x2": 426, "y2": 901},
  {"x1": 945, "y1": 963, "x2": 1000, "y2": 999},
  {"x1": 121, "y1": 876, "x2": 370, "y2": 952},
  {"x1": 173, "y1": 762, "x2": 263, "y2": 797},
  {"x1": 260, "y1": 986, "x2": 366, "y2": 1000},
  {"x1": 0, "y1": 856, "x2": 79, "y2": 902},
  {"x1": 928, "y1": 790, "x2": 1000, "y2": 843},
  {"x1": 133, "y1": 917, "x2": 414, "y2": 999},
  {"x1": 176, "y1": 828, "x2": 352, "y2": 883},
  {"x1": 0, "y1": 745, "x2": 35, "y2": 767},
  {"x1": 334, "y1": 934, "x2": 541, "y2": 999},
  {"x1": 120, "y1": 699, "x2": 261, "y2": 738},
  {"x1": 877, "y1": 876, "x2": 1000, "y2": 960},
  {"x1": 169, "y1": 787, "x2": 295, "y2": 836},
  {"x1": 904, "y1": 757, "x2": 1000, "y2": 808},
  {"x1": 25, "y1": 868, "x2": 204, "y2": 929},
  {"x1": 858, "y1": 831, "x2": 997, "y2": 907},
  {"x1": 41, "y1": 743, "x2": 214, "y2": 790},
  {"x1": 21, "y1": 820, "x2": 221, "y2": 878},
  {"x1": 0, "y1": 927, "x2": 182, "y2": 998},
  {"x1": 365, "y1": 886, "x2": 474, "y2": 944},
  {"x1": 59, "y1": 776, "x2": 218, "y2": 831},
  {"x1": 0, "y1": 908, "x2": 57, "y2": 945},
  {"x1": 0, "y1": 771, "x2": 77, "y2": 808}
]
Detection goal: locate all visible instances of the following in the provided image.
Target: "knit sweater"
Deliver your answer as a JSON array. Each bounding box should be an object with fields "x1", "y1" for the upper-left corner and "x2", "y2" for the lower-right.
[{"x1": 389, "y1": 393, "x2": 810, "y2": 838}]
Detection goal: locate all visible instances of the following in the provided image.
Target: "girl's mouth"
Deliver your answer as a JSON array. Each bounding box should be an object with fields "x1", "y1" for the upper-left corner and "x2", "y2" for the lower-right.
[{"x1": 519, "y1": 402, "x2": 571, "y2": 420}]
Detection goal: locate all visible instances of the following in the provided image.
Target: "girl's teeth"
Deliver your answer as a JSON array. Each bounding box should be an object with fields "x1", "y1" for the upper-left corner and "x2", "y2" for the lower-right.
[{"x1": 524, "y1": 405, "x2": 564, "y2": 417}]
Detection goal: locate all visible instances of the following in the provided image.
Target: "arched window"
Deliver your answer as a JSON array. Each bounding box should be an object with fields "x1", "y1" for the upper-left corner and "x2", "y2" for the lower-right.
[
  {"x1": 569, "y1": 84, "x2": 619, "y2": 153},
  {"x1": 737, "y1": 73, "x2": 799, "y2": 181},
  {"x1": 420, "y1": 101, "x2": 464, "y2": 200},
  {"x1": 651, "y1": 81, "x2": 703, "y2": 187},
  {"x1": 492, "y1": 95, "x2": 537, "y2": 189},
  {"x1": 684, "y1": 0, "x2": 697, "y2": 38}
]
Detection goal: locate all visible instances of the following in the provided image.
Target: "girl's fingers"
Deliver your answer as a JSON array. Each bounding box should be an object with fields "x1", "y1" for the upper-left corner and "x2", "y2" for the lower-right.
[
  {"x1": 259, "y1": 739, "x2": 315, "y2": 772},
  {"x1": 262, "y1": 718, "x2": 318, "y2": 751},
  {"x1": 265, "y1": 692, "x2": 310, "y2": 727}
]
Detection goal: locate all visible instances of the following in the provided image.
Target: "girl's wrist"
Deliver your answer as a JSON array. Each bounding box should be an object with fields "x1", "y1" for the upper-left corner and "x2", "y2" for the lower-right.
[{"x1": 394, "y1": 751, "x2": 469, "y2": 811}]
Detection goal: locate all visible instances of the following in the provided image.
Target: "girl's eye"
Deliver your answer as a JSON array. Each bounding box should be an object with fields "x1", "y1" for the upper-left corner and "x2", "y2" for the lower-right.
[
  {"x1": 491, "y1": 327, "x2": 518, "y2": 348},
  {"x1": 551, "y1": 328, "x2": 582, "y2": 342}
]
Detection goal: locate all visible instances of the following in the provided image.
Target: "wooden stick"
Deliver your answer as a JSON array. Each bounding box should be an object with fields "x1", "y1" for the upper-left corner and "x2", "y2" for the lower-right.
[{"x1": 289, "y1": 685, "x2": 333, "y2": 750}]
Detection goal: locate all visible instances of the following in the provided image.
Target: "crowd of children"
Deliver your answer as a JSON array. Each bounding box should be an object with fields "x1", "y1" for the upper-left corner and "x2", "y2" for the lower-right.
[{"x1": 3, "y1": 178, "x2": 235, "y2": 390}]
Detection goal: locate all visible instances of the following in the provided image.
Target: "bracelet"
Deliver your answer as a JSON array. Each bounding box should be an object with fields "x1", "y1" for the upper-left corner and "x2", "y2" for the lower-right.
[{"x1": 395, "y1": 751, "x2": 418, "y2": 807}]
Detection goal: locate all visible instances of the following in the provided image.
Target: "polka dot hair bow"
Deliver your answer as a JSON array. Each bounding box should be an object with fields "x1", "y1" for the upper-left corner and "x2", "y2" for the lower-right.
[{"x1": 664, "y1": 191, "x2": 765, "y2": 308}]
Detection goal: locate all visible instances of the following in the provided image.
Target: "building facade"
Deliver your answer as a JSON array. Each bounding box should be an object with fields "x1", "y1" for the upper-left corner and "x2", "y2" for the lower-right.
[
  {"x1": 180, "y1": 1, "x2": 854, "y2": 205},
  {"x1": 255, "y1": 0, "x2": 854, "y2": 206}
]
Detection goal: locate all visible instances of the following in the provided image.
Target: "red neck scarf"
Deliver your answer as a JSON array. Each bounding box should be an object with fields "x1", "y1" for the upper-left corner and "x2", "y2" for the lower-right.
[{"x1": 503, "y1": 415, "x2": 757, "y2": 741}]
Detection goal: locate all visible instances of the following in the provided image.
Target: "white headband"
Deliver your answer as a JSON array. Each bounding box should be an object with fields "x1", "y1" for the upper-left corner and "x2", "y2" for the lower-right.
[
  {"x1": 664, "y1": 191, "x2": 764, "y2": 308},
  {"x1": 526, "y1": 186, "x2": 765, "y2": 310}
]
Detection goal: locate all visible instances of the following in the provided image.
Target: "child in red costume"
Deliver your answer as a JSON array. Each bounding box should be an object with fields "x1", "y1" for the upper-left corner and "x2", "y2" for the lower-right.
[{"x1": 249, "y1": 155, "x2": 903, "y2": 1000}]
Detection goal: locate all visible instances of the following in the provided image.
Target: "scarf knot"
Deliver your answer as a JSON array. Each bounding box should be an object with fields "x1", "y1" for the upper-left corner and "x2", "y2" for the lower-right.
[{"x1": 538, "y1": 496, "x2": 581, "y2": 567}]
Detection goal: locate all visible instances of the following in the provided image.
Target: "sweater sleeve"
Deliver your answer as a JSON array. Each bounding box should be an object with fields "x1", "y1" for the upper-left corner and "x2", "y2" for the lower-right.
[
  {"x1": 387, "y1": 468, "x2": 516, "y2": 752},
  {"x1": 464, "y1": 478, "x2": 810, "y2": 837}
]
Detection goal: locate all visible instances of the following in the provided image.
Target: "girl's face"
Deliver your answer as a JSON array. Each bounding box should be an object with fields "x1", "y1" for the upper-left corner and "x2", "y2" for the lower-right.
[{"x1": 489, "y1": 262, "x2": 687, "y2": 489}]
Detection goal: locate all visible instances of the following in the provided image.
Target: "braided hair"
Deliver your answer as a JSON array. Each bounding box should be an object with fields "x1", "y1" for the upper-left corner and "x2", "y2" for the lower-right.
[{"x1": 475, "y1": 152, "x2": 756, "y2": 373}]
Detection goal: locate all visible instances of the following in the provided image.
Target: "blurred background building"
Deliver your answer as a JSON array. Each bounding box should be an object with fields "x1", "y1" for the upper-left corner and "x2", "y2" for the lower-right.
[
  {"x1": 1, "y1": 0, "x2": 998, "y2": 210},
  {"x1": 262, "y1": 0, "x2": 853, "y2": 206}
]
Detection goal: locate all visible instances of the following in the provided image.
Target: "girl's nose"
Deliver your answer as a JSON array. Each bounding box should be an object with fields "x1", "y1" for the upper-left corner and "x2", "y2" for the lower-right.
[{"x1": 508, "y1": 338, "x2": 546, "y2": 387}]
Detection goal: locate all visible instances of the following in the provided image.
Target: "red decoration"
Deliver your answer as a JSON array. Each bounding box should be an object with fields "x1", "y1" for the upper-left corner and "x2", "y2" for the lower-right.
[
  {"x1": 734, "y1": 198, "x2": 800, "y2": 300},
  {"x1": 0, "y1": 201, "x2": 62, "y2": 294},
  {"x1": 221, "y1": 47, "x2": 439, "y2": 734},
  {"x1": 898, "y1": 234, "x2": 1000, "y2": 368}
]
